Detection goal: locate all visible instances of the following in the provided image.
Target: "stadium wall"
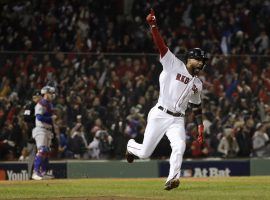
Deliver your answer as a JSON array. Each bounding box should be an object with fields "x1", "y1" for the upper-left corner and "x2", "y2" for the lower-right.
[
  {"x1": 0, "y1": 159, "x2": 269, "y2": 180},
  {"x1": 250, "y1": 158, "x2": 270, "y2": 176},
  {"x1": 67, "y1": 160, "x2": 159, "y2": 178}
]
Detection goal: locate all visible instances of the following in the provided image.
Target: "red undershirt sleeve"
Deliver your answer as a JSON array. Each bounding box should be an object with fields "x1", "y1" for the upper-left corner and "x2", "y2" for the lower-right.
[{"x1": 151, "y1": 27, "x2": 168, "y2": 58}]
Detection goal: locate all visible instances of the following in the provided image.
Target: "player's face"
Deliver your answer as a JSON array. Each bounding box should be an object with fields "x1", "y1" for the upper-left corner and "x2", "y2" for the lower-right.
[
  {"x1": 187, "y1": 58, "x2": 204, "y2": 76},
  {"x1": 44, "y1": 93, "x2": 56, "y2": 101}
]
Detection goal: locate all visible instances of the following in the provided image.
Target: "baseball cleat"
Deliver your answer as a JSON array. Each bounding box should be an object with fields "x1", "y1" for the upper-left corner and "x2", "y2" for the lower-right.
[
  {"x1": 42, "y1": 173, "x2": 55, "y2": 179},
  {"x1": 125, "y1": 151, "x2": 135, "y2": 163},
  {"x1": 164, "y1": 179, "x2": 180, "y2": 191},
  {"x1": 31, "y1": 172, "x2": 43, "y2": 180}
]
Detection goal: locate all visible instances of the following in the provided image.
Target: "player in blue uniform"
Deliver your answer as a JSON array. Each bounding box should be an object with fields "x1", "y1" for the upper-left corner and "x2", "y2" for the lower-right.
[{"x1": 32, "y1": 86, "x2": 56, "y2": 180}]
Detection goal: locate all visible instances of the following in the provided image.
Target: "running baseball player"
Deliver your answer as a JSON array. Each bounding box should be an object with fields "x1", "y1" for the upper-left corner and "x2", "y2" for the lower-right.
[
  {"x1": 23, "y1": 90, "x2": 41, "y2": 179},
  {"x1": 32, "y1": 86, "x2": 56, "y2": 180},
  {"x1": 126, "y1": 9, "x2": 208, "y2": 190}
]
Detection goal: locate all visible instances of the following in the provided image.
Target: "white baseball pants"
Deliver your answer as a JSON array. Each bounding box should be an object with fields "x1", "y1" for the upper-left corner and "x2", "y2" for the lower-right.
[
  {"x1": 32, "y1": 127, "x2": 53, "y2": 149},
  {"x1": 127, "y1": 104, "x2": 186, "y2": 182}
]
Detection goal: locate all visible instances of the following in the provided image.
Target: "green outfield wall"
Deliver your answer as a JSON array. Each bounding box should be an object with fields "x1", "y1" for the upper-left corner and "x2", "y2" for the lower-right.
[
  {"x1": 250, "y1": 158, "x2": 270, "y2": 175},
  {"x1": 66, "y1": 158, "x2": 270, "y2": 178},
  {"x1": 67, "y1": 160, "x2": 159, "y2": 178}
]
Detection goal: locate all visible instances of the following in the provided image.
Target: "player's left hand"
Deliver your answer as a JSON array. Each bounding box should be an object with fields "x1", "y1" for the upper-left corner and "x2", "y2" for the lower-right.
[{"x1": 197, "y1": 124, "x2": 204, "y2": 144}]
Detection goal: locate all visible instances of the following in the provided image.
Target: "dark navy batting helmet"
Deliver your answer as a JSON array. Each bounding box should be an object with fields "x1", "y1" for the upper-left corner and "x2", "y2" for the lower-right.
[
  {"x1": 186, "y1": 48, "x2": 209, "y2": 69},
  {"x1": 187, "y1": 48, "x2": 208, "y2": 61}
]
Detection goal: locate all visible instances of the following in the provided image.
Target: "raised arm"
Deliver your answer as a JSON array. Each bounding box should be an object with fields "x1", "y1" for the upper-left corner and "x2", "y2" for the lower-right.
[{"x1": 146, "y1": 9, "x2": 168, "y2": 58}]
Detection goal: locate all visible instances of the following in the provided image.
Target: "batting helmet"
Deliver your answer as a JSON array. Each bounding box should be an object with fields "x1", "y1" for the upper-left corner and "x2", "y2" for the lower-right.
[
  {"x1": 186, "y1": 48, "x2": 209, "y2": 69},
  {"x1": 186, "y1": 48, "x2": 208, "y2": 60},
  {"x1": 41, "y1": 86, "x2": 55, "y2": 95}
]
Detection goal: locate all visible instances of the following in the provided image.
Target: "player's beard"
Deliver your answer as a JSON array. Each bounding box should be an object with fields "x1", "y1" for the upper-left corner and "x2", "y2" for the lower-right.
[
  {"x1": 192, "y1": 67, "x2": 201, "y2": 76},
  {"x1": 192, "y1": 63, "x2": 203, "y2": 76}
]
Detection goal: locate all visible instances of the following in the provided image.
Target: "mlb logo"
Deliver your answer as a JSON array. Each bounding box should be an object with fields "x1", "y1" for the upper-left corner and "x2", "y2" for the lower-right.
[{"x1": 0, "y1": 169, "x2": 6, "y2": 180}]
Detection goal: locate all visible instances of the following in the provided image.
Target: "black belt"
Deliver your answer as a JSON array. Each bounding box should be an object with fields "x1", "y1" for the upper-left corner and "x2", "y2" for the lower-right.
[
  {"x1": 38, "y1": 126, "x2": 52, "y2": 131},
  {"x1": 158, "y1": 106, "x2": 185, "y2": 117}
]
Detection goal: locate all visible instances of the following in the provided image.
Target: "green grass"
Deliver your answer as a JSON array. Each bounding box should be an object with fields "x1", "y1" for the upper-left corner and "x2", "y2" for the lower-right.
[{"x1": 0, "y1": 177, "x2": 270, "y2": 200}]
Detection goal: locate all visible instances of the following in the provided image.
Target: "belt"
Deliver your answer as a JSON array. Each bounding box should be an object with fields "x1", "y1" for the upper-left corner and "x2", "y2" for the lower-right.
[
  {"x1": 37, "y1": 126, "x2": 52, "y2": 131},
  {"x1": 158, "y1": 106, "x2": 185, "y2": 117}
]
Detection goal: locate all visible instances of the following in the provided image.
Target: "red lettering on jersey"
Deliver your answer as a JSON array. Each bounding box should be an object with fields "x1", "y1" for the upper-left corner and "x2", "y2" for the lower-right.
[
  {"x1": 176, "y1": 73, "x2": 190, "y2": 84},
  {"x1": 192, "y1": 85, "x2": 198, "y2": 93},
  {"x1": 184, "y1": 77, "x2": 190, "y2": 84},
  {"x1": 181, "y1": 75, "x2": 186, "y2": 82},
  {"x1": 176, "y1": 73, "x2": 181, "y2": 81}
]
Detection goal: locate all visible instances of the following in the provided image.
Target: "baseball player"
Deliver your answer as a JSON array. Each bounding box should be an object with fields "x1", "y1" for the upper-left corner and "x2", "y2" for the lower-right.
[
  {"x1": 23, "y1": 90, "x2": 41, "y2": 179},
  {"x1": 32, "y1": 86, "x2": 56, "y2": 180},
  {"x1": 126, "y1": 9, "x2": 208, "y2": 190}
]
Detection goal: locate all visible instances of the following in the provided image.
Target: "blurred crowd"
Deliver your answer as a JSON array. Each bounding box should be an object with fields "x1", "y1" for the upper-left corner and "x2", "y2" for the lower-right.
[
  {"x1": 0, "y1": 0, "x2": 270, "y2": 161},
  {"x1": 1, "y1": 0, "x2": 270, "y2": 55}
]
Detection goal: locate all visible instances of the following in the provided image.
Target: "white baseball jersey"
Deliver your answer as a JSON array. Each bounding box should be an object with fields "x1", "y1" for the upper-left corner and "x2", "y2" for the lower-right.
[{"x1": 158, "y1": 49, "x2": 202, "y2": 114}]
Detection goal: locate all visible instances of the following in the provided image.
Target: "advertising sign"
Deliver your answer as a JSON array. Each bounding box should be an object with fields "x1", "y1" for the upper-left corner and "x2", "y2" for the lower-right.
[
  {"x1": 159, "y1": 159, "x2": 250, "y2": 177},
  {"x1": 0, "y1": 162, "x2": 67, "y2": 180}
]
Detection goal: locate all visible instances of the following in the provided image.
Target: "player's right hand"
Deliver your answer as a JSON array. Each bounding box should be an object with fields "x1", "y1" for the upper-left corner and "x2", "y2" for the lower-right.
[
  {"x1": 197, "y1": 124, "x2": 204, "y2": 144},
  {"x1": 146, "y1": 8, "x2": 157, "y2": 27}
]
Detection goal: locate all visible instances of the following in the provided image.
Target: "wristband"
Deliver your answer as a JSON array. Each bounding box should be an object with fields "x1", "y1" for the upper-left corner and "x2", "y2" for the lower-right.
[{"x1": 198, "y1": 124, "x2": 204, "y2": 134}]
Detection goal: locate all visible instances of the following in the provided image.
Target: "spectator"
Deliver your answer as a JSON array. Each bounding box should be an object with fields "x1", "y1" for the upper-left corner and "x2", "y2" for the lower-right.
[
  {"x1": 235, "y1": 120, "x2": 253, "y2": 157},
  {"x1": 69, "y1": 123, "x2": 87, "y2": 159},
  {"x1": 124, "y1": 106, "x2": 145, "y2": 139},
  {"x1": 58, "y1": 127, "x2": 73, "y2": 159},
  {"x1": 217, "y1": 128, "x2": 239, "y2": 158},
  {"x1": 252, "y1": 123, "x2": 270, "y2": 157},
  {"x1": 190, "y1": 139, "x2": 211, "y2": 158},
  {"x1": 254, "y1": 31, "x2": 269, "y2": 54},
  {"x1": 0, "y1": 123, "x2": 19, "y2": 160},
  {"x1": 87, "y1": 130, "x2": 102, "y2": 159},
  {"x1": 98, "y1": 130, "x2": 114, "y2": 159}
]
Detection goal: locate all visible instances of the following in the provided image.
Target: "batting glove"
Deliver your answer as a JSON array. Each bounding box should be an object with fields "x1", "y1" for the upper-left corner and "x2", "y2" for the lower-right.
[
  {"x1": 146, "y1": 8, "x2": 157, "y2": 28},
  {"x1": 197, "y1": 124, "x2": 204, "y2": 144}
]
